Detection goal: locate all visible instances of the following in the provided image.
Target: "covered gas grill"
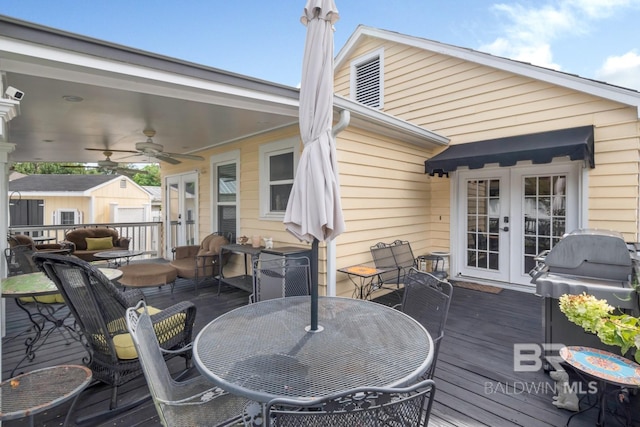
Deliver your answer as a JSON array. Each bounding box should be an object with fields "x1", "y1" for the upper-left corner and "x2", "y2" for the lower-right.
[{"x1": 530, "y1": 229, "x2": 640, "y2": 364}]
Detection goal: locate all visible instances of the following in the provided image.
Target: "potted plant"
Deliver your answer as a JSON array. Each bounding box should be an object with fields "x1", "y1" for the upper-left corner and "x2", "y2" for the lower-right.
[{"x1": 559, "y1": 293, "x2": 640, "y2": 363}]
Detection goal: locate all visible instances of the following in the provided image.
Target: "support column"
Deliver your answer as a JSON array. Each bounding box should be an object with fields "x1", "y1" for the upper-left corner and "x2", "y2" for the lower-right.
[{"x1": 0, "y1": 96, "x2": 20, "y2": 380}]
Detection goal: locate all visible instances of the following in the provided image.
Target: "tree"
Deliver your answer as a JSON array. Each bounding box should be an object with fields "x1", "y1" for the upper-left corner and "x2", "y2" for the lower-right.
[
  {"x1": 12, "y1": 162, "x2": 86, "y2": 174},
  {"x1": 131, "y1": 164, "x2": 161, "y2": 186},
  {"x1": 12, "y1": 162, "x2": 161, "y2": 186}
]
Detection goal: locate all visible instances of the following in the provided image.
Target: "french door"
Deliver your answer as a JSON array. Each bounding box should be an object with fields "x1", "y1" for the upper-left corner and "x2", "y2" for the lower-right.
[
  {"x1": 165, "y1": 172, "x2": 198, "y2": 258},
  {"x1": 456, "y1": 163, "x2": 579, "y2": 286}
]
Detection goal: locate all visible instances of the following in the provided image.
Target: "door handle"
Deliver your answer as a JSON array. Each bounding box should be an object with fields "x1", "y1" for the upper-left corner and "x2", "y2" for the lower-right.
[{"x1": 502, "y1": 226, "x2": 509, "y2": 232}]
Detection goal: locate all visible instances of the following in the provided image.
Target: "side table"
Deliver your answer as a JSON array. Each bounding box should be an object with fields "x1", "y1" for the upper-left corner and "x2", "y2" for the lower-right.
[
  {"x1": 338, "y1": 264, "x2": 396, "y2": 299},
  {"x1": 218, "y1": 243, "x2": 262, "y2": 294},
  {"x1": 560, "y1": 346, "x2": 640, "y2": 426},
  {"x1": 0, "y1": 365, "x2": 92, "y2": 427}
]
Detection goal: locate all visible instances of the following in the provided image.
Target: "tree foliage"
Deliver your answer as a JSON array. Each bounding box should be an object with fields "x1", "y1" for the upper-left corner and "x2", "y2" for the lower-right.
[{"x1": 12, "y1": 162, "x2": 161, "y2": 186}]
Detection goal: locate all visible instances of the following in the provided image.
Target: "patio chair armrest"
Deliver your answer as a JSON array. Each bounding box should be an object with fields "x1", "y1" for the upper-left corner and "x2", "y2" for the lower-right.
[
  {"x1": 149, "y1": 300, "x2": 197, "y2": 347},
  {"x1": 160, "y1": 342, "x2": 193, "y2": 356},
  {"x1": 172, "y1": 245, "x2": 199, "y2": 260},
  {"x1": 121, "y1": 289, "x2": 145, "y2": 307},
  {"x1": 117, "y1": 237, "x2": 131, "y2": 249}
]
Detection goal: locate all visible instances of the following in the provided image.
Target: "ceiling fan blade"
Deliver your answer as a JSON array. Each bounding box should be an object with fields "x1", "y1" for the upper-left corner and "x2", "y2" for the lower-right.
[
  {"x1": 85, "y1": 148, "x2": 139, "y2": 154},
  {"x1": 164, "y1": 152, "x2": 205, "y2": 161},
  {"x1": 154, "y1": 153, "x2": 181, "y2": 165}
]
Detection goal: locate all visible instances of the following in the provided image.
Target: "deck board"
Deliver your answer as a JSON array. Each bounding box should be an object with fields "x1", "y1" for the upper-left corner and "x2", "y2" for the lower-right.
[{"x1": 2, "y1": 271, "x2": 637, "y2": 426}]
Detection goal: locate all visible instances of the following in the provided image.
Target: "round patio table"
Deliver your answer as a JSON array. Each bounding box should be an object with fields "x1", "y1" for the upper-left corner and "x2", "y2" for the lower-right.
[
  {"x1": 2, "y1": 268, "x2": 123, "y2": 377},
  {"x1": 0, "y1": 365, "x2": 92, "y2": 427},
  {"x1": 94, "y1": 250, "x2": 144, "y2": 267},
  {"x1": 194, "y1": 296, "x2": 433, "y2": 403}
]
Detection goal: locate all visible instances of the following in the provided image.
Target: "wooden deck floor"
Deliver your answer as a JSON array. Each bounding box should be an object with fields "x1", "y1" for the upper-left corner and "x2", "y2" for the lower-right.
[{"x1": 2, "y1": 272, "x2": 638, "y2": 426}]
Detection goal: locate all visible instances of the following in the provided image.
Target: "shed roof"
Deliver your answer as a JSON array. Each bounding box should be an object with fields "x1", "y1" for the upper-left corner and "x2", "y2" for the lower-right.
[{"x1": 8, "y1": 174, "x2": 122, "y2": 192}]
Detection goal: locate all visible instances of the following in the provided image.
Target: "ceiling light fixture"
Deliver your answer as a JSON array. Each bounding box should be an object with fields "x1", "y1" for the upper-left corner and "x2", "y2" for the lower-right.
[{"x1": 62, "y1": 95, "x2": 83, "y2": 102}]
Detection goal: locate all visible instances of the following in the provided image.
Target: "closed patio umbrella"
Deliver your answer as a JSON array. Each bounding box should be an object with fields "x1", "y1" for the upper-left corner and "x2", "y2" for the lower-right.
[{"x1": 284, "y1": 0, "x2": 344, "y2": 331}]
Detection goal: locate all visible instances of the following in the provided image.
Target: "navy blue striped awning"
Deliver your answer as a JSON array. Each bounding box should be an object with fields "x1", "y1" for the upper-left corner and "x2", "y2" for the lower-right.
[{"x1": 425, "y1": 126, "x2": 594, "y2": 177}]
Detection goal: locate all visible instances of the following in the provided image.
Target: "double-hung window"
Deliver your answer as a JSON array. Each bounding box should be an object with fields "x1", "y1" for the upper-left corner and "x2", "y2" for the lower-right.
[
  {"x1": 259, "y1": 137, "x2": 298, "y2": 219},
  {"x1": 212, "y1": 150, "x2": 239, "y2": 240}
]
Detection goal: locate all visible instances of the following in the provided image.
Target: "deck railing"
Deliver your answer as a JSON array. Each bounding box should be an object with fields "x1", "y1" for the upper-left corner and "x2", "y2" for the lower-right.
[{"x1": 8, "y1": 221, "x2": 164, "y2": 258}]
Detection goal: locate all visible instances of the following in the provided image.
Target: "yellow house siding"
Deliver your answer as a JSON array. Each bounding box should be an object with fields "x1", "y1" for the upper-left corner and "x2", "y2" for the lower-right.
[
  {"x1": 38, "y1": 196, "x2": 89, "y2": 225},
  {"x1": 340, "y1": 39, "x2": 640, "y2": 243},
  {"x1": 334, "y1": 126, "x2": 434, "y2": 297}
]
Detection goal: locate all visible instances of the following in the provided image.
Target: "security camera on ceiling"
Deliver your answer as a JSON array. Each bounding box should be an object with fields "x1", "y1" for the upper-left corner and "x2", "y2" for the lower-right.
[{"x1": 4, "y1": 86, "x2": 24, "y2": 101}]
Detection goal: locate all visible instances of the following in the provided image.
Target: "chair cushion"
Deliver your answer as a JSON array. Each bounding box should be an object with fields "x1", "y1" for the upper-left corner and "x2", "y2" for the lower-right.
[
  {"x1": 86, "y1": 237, "x2": 114, "y2": 251},
  {"x1": 111, "y1": 306, "x2": 187, "y2": 360},
  {"x1": 18, "y1": 293, "x2": 65, "y2": 304}
]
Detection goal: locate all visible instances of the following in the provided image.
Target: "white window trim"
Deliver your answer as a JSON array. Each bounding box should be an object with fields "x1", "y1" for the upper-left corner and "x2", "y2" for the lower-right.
[
  {"x1": 54, "y1": 208, "x2": 81, "y2": 225},
  {"x1": 350, "y1": 47, "x2": 384, "y2": 109},
  {"x1": 211, "y1": 150, "x2": 240, "y2": 237},
  {"x1": 259, "y1": 137, "x2": 299, "y2": 220}
]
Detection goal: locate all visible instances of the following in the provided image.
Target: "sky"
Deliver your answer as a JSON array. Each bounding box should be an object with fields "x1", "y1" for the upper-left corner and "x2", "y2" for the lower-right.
[{"x1": 2, "y1": 1, "x2": 640, "y2": 91}]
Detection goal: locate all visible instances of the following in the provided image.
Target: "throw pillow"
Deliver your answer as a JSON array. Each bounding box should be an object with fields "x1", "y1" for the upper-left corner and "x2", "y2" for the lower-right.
[{"x1": 85, "y1": 237, "x2": 114, "y2": 251}]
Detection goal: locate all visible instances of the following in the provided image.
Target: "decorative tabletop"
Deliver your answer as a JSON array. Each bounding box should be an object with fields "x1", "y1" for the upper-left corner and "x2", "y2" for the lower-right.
[
  {"x1": 194, "y1": 296, "x2": 433, "y2": 403},
  {"x1": 2, "y1": 268, "x2": 123, "y2": 297},
  {"x1": 560, "y1": 346, "x2": 640, "y2": 387},
  {"x1": 339, "y1": 265, "x2": 387, "y2": 277},
  {"x1": 0, "y1": 365, "x2": 92, "y2": 422},
  {"x1": 94, "y1": 250, "x2": 144, "y2": 259}
]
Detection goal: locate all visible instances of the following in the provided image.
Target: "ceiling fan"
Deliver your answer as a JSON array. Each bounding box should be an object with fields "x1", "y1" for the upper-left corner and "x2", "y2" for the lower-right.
[
  {"x1": 64, "y1": 151, "x2": 148, "y2": 176},
  {"x1": 86, "y1": 130, "x2": 204, "y2": 165}
]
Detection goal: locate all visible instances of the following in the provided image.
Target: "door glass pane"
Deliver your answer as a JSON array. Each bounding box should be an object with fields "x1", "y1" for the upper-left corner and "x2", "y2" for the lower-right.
[
  {"x1": 184, "y1": 179, "x2": 197, "y2": 245},
  {"x1": 168, "y1": 182, "x2": 179, "y2": 250},
  {"x1": 466, "y1": 179, "x2": 500, "y2": 270},
  {"x1": 523, "y1": 174, "x2": 567, "y2": 274}
]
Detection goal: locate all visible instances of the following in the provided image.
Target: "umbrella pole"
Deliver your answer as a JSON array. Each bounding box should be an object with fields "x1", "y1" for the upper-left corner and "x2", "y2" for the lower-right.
[{"x1": 310, "y1": 238, "x2": 319, "y2": 331}]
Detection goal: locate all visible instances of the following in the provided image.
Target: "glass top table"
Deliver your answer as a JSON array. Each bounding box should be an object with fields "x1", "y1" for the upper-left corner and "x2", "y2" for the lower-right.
[
  {"x1": 93, "y1": 250, "x2": 144, "y2": 267},
  {"x1": 194, "y1": 296, "x2": 433, "y2": 403}
]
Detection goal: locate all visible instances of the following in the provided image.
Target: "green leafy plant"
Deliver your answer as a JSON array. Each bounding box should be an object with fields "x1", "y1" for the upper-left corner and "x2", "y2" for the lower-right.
[{"x1": 559, "y1": 293, "x2": 640, "y2": 363}]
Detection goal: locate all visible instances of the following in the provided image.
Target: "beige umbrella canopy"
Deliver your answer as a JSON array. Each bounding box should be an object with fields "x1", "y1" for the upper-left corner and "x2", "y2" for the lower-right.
[
  {"x1": 284, "y1": 0, "x2": 344, "y2": 331},
  {"x1": 284, "y1": 0, "x2": 344, "y2": 244}
]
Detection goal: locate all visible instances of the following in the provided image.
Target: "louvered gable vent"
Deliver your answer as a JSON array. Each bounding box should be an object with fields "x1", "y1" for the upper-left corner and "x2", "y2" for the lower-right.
[{"x1": 355, "y1": 56, "x2": 381, "y2": 108}]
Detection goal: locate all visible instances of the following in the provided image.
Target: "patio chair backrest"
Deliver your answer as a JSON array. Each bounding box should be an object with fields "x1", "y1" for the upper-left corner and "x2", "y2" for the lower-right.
[
  {"x1": 264, "y1": 378, "x2": 436, "y2": 427},
  {"x1": 252, "y1": 256, "x2": 312, "y2": 303},
  {"x1": 4, "y1": 244, "x2": 37, "y2": 276},
  {"x1": 401, "y1": 268, "x2": 453, "y2": 379},
  {"x1": 370, "y1": 240, "x2": 418, "y2": 286},
  {"x1": 126, "y1": 302, "x2": 175, "y2": 424},
  {"x1": 370, "y1": 242, "x2": 400, "y2": 284}
]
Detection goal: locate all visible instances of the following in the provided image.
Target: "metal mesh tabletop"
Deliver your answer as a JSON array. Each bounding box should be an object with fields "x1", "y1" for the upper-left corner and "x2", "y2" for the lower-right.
[
  {"x1": 0, "y1": 365, "x2": 92, "y2": 421},
  {"x1": 194, "y1": 296, "x2": 433, "y2": 402}
]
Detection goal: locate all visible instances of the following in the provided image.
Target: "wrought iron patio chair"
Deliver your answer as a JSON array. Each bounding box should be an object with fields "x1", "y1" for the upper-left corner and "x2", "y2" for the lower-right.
[
  {"x1": 126, "y1": 301, "x2": 248, "y2": 427},
  {"x1": 32, "y1": 252, "x2": 197, "y2": 424},
  {"x1": 247, "y1": 378, "x2": 436, "y2": 426},
  {"x1": 370, "y1": 240, "x2": 418, "y2": 291},
  {"x1": 250, "y1": 256, "x2": 312, "y2": 303},
  {"x1": 399, "y1": 268, "x2": 453, "y2": 379}
]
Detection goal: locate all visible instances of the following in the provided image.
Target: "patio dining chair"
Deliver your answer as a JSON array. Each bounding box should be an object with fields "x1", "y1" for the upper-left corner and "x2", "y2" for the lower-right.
[
  {"x1": 250, "y1": 255, "x2": 312, "y2": 303},
  {"x1": 126, "y1": 301, "x2": 249, "y2": 427},
  {"x1": 249, "y1": 379, "x2": 436, "y2": 426},
  {"x1": 398, "y1": 268, "x2": 453, "y2": 379},
  {"x1": 32, "y1": 252, "x2": 197, "y2": 424}
]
